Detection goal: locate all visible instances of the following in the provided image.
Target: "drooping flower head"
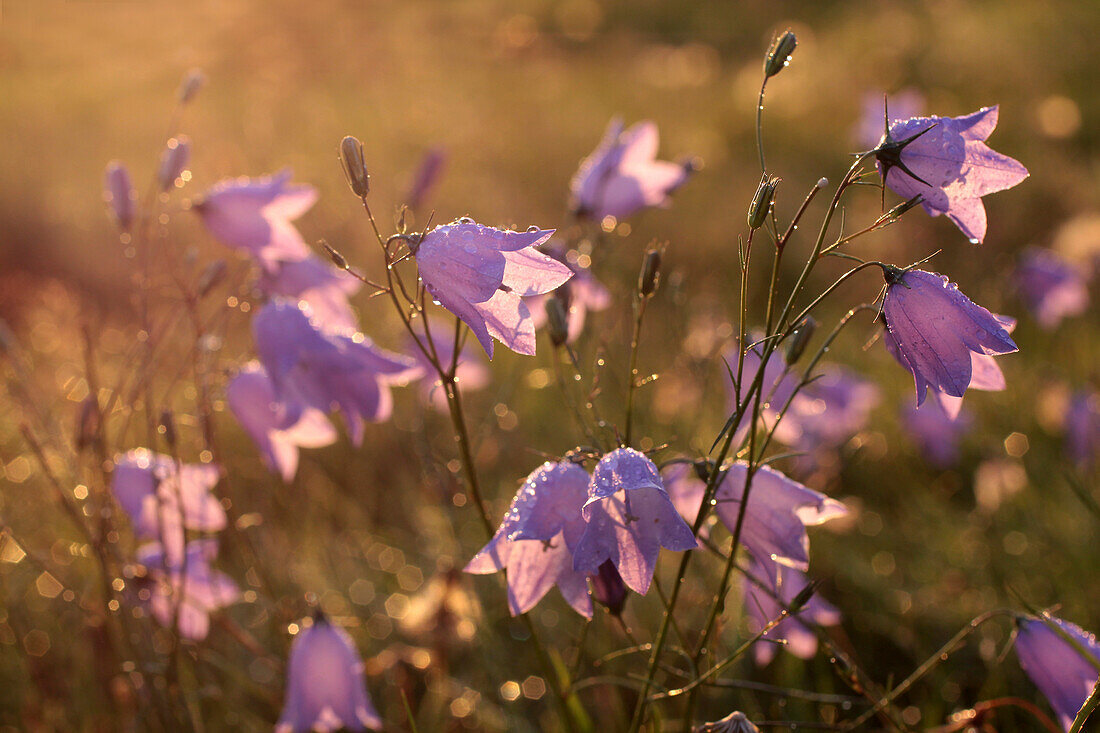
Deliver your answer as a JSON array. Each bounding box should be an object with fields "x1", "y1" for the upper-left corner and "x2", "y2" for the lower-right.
[
  {"x1": 465, "y1": 460, "x2": 593, "y2": 618},
  {"x1": 104, "y1": 161, "x2": 136, "y2": 231},
  {"x1": 572, "y1": 448, "x2": 696, "y2": 595},
  {"x1": 743, "y1": 555, "x2": 840, "y2": 666},
  {"x1": 1065, "y1": 389, "x2": 1100, "y2": 467},
  {"x1": 226, "y1": 362, "x2": 338, "y2": 482},
  {"x1": 406, "y1": 329, "x2": 489, "y2": 413},
  {"x1": 901, "y1": 399, "x2": 971, "y2": 469},
  {"x1": 882, "y1": 268, "x2": 1017, "y2": 409},
  {"x1": 136, "y1": 539, "x2": 240, "y2": 641},
  {"x1": 1015, "y1": 614, "x2": 1100, "y2": 731},
  {"x1": 252, "y1": 299, "x2": 420, "y2": 444},
  {"x1": 527, "y1": 247, "x2": 611, "y2": 344},
  {"x1": 1014, "y1": 248, "x2": 1089, "y2": 329},
  {"x1": 411, "y1": 219, "x2": 572, "y2": 358},
  {"x1": 855, "y1": 89, "x2": 924, "y2": 150},
  {"x1": 277, "y1": 615, "x2": 383, "y2": 732},
  {"x1": 875, "y1": 106, "x2": 1028, "y2": 243},
  {"x1": 570, "y1": 118, "x2": 694, "y2": 223},
  {"x1": 194, "y1": 170, "x2": 317, "y2": 266},
  {"x1": 256, "y1": 254, "x2": 362, "y2": 333}
]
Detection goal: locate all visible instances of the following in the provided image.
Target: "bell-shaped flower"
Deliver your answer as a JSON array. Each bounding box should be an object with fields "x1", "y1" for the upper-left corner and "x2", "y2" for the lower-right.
[
  {"x1": 570, "y1": 118, "x2": 693, "y2": 222},
  {"x1": 772, "y1": 365, "x2": 879, "y2": 467},
  {"x1": 257, "y1": 255, "x2": 361, "y2": 333},
  {"x1": 667, "y1": 462, "x2": 846, "y2": 574},
  {"x1": 572, "y1": 448, "x2": 696, "y2": 595},
  {"x1": 528, "y1": 248, "x2": 611, "y2": 344},
  {"x1": 743, "y1": 555, "x2": 840, "y2": 666},
  {"x1": 104, "y1": 161, "x2": 136, "y2": 231},
  {"x1": 875, "y1": 106, "x2": 1028, "y2": 243},
  {"x1": 882, "y1": 269, "x2": 1017, "y2": 409},
  {"x1": 1015, "y1": 248, "x2": 1089, "y2": 329},
  {"x1": 465, "y1": 460, "x2": 593, "y2": 617},
  {"x1": 411, "y1": 219, "x2": 572, "y2": 358},
  {"x1": 252, "y1": 299, "x2": 420, "y2": 445},
  {"x1": 111, "y1": 449, "x2": 225, "y2": 563},
  {"x1": 1065, "y1": 389, "x2": 1100, "y2": 467},
  {"x1": 901, "y1": 399, "x2": 971, "y2": 468},
  {"x1": 1015, "y1": 614, "x2": 1100, "y2": 731},
  {"x1": 226, "y1": 362, "x2": 338, "y2": 482},
  {"x1": 277, "y1": 615, "x2": 383, "y2": 732},
  {"x1": 136, "y1": 539, "x2": 240, "y2": 641},
  {"x1": 194, "y1": 169, "x2": 317, "y2": 266},
  {"x1": 406, "y1": 329, "x2": 489, "y2": 413}
]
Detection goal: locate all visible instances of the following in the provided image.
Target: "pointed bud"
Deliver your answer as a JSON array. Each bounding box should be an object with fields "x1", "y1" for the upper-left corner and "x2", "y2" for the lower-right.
[
  {"x1": 339, "y1": 136, "x2": 370, "y2": 198},
  {"x1": 196, "y1": 260, "x2": 228, "y2": 298},
  {"x1": 763, "y1": 31, "x2": 797, "y2": 78},
  {"x1": 157, "y1": 137, "x2": 191, "y2": 192},
  {"x1": 590, "y1": 560, "x2": 627, "y2": 616},
  {"x1": 638, "y1": 248, "x2": 662, "y2": 297},
  {"x1": 176, "y1": 68, "x2": 205, "y2": 105},
  {"x1": 784, "y1": 316, "x2": 816, "y2": 365},
  {"x1": 545, "y1": 296, "x2": 570, "y2": 347},
  {"x1": 320, "y1": 240, "x2": 349, "y2": 270},
  {"x1": 104, "y1": 162, "x2": 136, "y2": 232},
  {"x1": 747, "y1": 176, "x2": 780, "y2": 230}
]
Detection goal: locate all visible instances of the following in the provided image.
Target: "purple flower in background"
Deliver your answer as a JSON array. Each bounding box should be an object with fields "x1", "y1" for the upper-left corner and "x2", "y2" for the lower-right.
[
  {"x1": 195, "y1": 169, "x2": 317, "y2": 266},
  {"x1": 855, "y1": 89, "x2": 924, "y2": 149},
  {"x1": 1015, "y1": 248, "x2": 1089, "y2": 329},
  {"x1": 404, "y1": 146, "x2": 446, "y2": 211},
  {"x1": 572, "y1": 448, "x2": 696, "y2": 595},
  {"x1": 137, "y1": 539, "x2": 240, "y2": 641},
  {"x1": 1015, "y1": 615, "x2": 1100, "y2": 731},
  {"x1": 772, "y1": 365, "x2": 879, "y2": 463},
  {"x1": 104, "y1": 161, "x2": 136, "y2": 231},
  {"x1": 882, "y1": 269, "x2": 1017, "y2": 408},
  {"x1": 411, "y1": 219, "x2": 572, "y2": 358},
  {"x1": 157, "y1": 136, "x2": 191, "y2": 192},
  {"x1": 570, "y1": 118, "x2": 693, "y2": 222},
  {"x1": 277, "y1": 615, "x2": 383, "y2": 732},
  {"x1": 1065, "y1": 390, "x2": 1100, "y2": 466},
  {"x1": 902, "y1": 399, "x2": 971, "y2": 469},
  {"x1": 743, "y1": 555, "x2": 841, "y2": 666},
  {"x1": 465, "y1": 461, "x2": 593, "y2": 617},
  {"x1": 257, "y1": 255, "x2": 362, "y2": 333},
  {"x1": 875, "y1": 106, "x2": 1028, "y2": 243},
  {"x1": 528, "y1": 249, "x2": 611, "y2": 345},
  {"x1": 252, "y1": 299, "x2": 420, "y2": 444},
  {"x1": 407, "y1": 329, "x2": 489, "y2": 412},
  {"x1": 111, "y1": 449, "x2": 225, "y2": 562},
  {"x1": 225, "y1": 362, "x2": 338, "y2": 482}
]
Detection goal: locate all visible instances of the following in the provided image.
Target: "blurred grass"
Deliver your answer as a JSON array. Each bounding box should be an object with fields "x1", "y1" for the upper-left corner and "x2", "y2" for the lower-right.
[{"x1": 2, "y1": 0, "x2": 1100, "y2": 730}]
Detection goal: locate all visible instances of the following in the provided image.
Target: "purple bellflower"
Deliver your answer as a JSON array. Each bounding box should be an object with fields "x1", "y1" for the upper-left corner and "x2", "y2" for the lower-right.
[
  {"x1": 572, "y1": 448, "x2": 696, "y2": 595},
  {"x1": 406, "y1": 330, "x2": 489, "y2": 413},
  {"x1": 225, "y1": 362, "x2": 338, "y2": 482},
  {"x1": 882, "y1": 268, "x2": 1017, "y2": 410},
  {"x1": 855, "y1": 89, "x2": 924, "y2": 150},
  {"x1": 195, "y1": 170, "x2": 317, "y2": 266},
  {"x1": 277, "y1": 615, "x2": 383, "y2": 732},
  {"x1": 104, "y1": 161, "x2": 136, "y2": 231},
  {"x1": 137, "y1": 539, "x2": 240, "y2": 641},
  {"x1": 875, "y1": 106, "x2": 1028, "y2": 243},
  {"x1": 1015, "y1": 248, "x2": 1089, "y2": 329},
  {"x1": 1065, "y1": 389, "x2": 1100, "y2": 467},
  {"x1": 528, "y1": 249, "x2": 611, "y2": 344},
  {"x1": 252, "y1": 299, "x2": 420, "y2": 445},
  {"x1": 257, "y1": 254, "x2": 361, "y2": 333},
  {"x1": 111, "y1": 449, "x2": 226, "y2": 563},
  {"x1": 901, "y1": 399, "x2": 971, "y2": 469},
  {"x1": 465, "y1": 460, "x2": 593, "y2": 618},
  {"x1": 411, "y1": 219, "x2": 572, "y2": 358},
  {"x1": 1015, "y1": 614, "x2": 1100, "y2": 731},
  {"x1": 743, "y1": 555, "x2": 841, "y2": 666},
  {"x1": 570, "y1": 117, "x2": 693, "y2": 222}
]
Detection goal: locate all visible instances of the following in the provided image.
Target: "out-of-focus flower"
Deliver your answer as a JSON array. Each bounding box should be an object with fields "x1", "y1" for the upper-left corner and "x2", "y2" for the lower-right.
[
  {"x1": 195, "y1": 170, "x2": 317, "y2": 266},
  {"x1": 406, "y1": 329, "x2": 489, "y2": 413},
  {"x1": 572, "y1": 449, "x2": 696, "y2": 595},
  {"x1": 882, "y1": 268, "x2": 1017, "y2": 408},
  {"x1": 1065, "y1": 389, "x2": 1100, "y2": 466},
  {"x1": 570, "y1": 118, "x2": 693, "y2": 222},
  {"x1": 104, "y1": 161, "x2": 136, "y2": 231},
  {"x1": 1015, "y1": 614, "x2": 1100, "y2": 732},
  {"x1": 277, "y1": 615, "x2": 383, "y2": 732},
  {"x1": 696, "y1": 711, "x2": 760, "y2": 733},
  {"x1": 527, "y1": 248, "x2": 611, "y2": 344},
  {"x1": 225, "y1": 362, "x2": 338, "y2": 482},
  {"x1": 252, "y1": 300, "x2": 420, "y2": 445},
  {"x1": 855, "y1": 89, "x2": 924, "y2": 150},
  {"x1": 667, "y1": 462, "x2": 846, "y2": 576},
  {"x1": 1015, "y1": 248, "x2": 1089, "y2": 329},
  {"x1": 257, "y1": 255, "x2": 361, "y2": 333},
  {"x1": 772, "y1": 365, "x2": 879, "y2": 465},
  {"x1": 111, "y1": 449, "x2": 225, "y2": 562},
  {"x1": 465, "y1": 461, "x2": 593, "y2": 617},
  {"x1": 875, "y1": 106, "x2": 1028, "y2": 243},
  {"x1": 411, "y1": 219, "x2": 572, "y2": 358},
  {"x1": 743, "y1": 555, "x2": 840, "y2": 666},
  {"x1": 404, "y1": 146, "x2": 446, "y2": 211},
  {"x1": 136, "y1": 539, "x2": 239, "y2": 641},
  {"x1": 901, "y1": 399, "x2": 971, "y2": 469},
  {"x1": 157, "y1": 137, "x2": 191, "y2": 192}
]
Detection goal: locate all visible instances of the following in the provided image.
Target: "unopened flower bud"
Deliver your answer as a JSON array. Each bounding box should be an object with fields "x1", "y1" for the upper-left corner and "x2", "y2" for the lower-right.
[
  {"x1": 747, "y1": 176, "x2": 780, "y2": 230},
  {"x1": 697, "y1": 711, "x2": 760, "y2": 733},
  {"x1": 75, "y1": 396, "x2": 101, "y2": 452},
  {"x1": 339, "y1": 136, "x2": 370, "y2": 198},
  {"x1": 104, "y1": 161, "x2": 136, "y2": 231},
  {"x1": 885, "y1": 194, "x2": 924, "y2": 220},
  {"x1": 763, "y1": 30, "x2": 797, "y2": 78},
  {"x1": 176, "y1": 68, "x2": 206, "y2": 105},
  {"x1": 157, "y1": 137, "x2": 191, "y2": 192},
  {"x1": 321, "y1": 240, "x2": 349, "y2": 270},
  {"x1": 545, "y1": 296, "x2": 570, "y2": 347},
  {"x1": 158, "y1": 410, "x2": 177, "y2": 449},
  {"x1": 784, "y1": 316, "x2": 816, "y2": 365},
  {"x1": 590, "y1": 560, "x2": 627, "y2": 616},
  {"x1": 638, "y1": 249, "x2": 661, "y2": 296},
  {"x1": 196, "y1": 260, "x2": 228, "y2": 298}
]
